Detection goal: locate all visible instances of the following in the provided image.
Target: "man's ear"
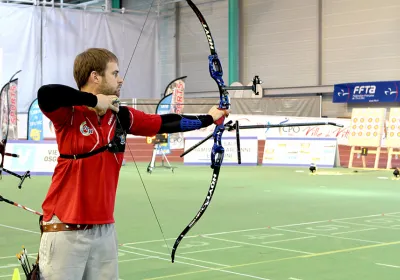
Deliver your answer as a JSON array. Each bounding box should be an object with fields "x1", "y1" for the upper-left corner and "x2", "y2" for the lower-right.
[{"x1": 89, "y1": 71, "x2": 101, "y2": 84}]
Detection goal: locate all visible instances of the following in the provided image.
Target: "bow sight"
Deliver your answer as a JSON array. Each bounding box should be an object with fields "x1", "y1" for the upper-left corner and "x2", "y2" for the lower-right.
[{"x1": 223, "y1": 75, "x2": 263, "y2": 95}]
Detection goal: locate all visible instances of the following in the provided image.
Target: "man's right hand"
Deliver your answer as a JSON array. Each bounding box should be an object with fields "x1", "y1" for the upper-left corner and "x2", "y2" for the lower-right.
[{"x1": 95, "y1": 94, "x2": 119, "y2": 116}]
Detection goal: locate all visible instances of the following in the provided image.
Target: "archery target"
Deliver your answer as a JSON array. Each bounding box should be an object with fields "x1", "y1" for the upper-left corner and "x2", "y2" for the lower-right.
[
  {"x1": 386, "y1": 108, "x2": 400, "y2": 147},
  {"x1": 348, "y1": 108, "x2": 386, "y2": 147}
]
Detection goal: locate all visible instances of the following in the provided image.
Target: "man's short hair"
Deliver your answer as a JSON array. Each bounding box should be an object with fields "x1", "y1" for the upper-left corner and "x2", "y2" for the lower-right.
[{"x1": 73, "y1": 48, "x2": 118, "y2": 89}]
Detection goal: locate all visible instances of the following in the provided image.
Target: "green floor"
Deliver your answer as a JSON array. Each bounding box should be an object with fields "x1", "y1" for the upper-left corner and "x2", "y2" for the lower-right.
[{"x1": 1, "y1": 163, "x2": 400, "y2": 279}]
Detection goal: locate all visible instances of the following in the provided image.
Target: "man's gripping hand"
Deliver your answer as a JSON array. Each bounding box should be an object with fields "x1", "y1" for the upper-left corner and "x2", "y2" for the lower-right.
[
  {"x1": 95, "y1": 94, "x2": 120, "y2": 116},
  {"x1": 208, "y1": 105, "x2": 230, "y2": 125}
]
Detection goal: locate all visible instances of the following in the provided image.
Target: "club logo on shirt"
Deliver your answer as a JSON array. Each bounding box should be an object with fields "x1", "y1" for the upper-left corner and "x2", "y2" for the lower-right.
[{"x1": 80, "y1": 121, "x2": 94, "y2": 136}]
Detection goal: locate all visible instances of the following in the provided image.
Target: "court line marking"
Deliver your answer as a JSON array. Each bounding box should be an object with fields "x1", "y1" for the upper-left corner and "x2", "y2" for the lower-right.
[
  {"x1": 261, "y1": 236, "x2": 316, "y2": 244},
  {"x1": 122, "y1": 245, "x2": 230, "y2": 267},
  {"x1": 118, "y1": 248, "x2": 270, "y2": 280},
  {"x1": 3, "y1": 211, "x2": 399, "y2": 241},
  {"x1": 118, "y1": 256, "x2": 154, "y2": 263},
  {"x1": 0, "y1": 275, "x2": 12, "y2": 278},
  {"x1": 375, "y1": 263, "x2": 400, "y2": 268},
  {"x1": 0, "y1": 254, "x2": 36, "y2": 260},
  {"x1": 289, "y1": 278, "x2": 303, "y2": 280},
  {"x1": 0, "y1": 264, "x2": 19, "y2": 269},
  {"x1": 180, "y1": 245, "x2": 242, "y2": 255},
  {"x1": 142, "y1": 240, "x2": 400, "y2": 280},
  {"x1": 384, "y1": 213, "x2": 400, "y2": 217},
  {"x1": 272, "y1": 228, "x2": 383, "y2": 244},
  {"x1": 121, "y1": 212, "x2": 399, "y2": 246},
  {"x1": 0, "y1": 224, "x2": 39, "y2": 235},
  {"x1": 202, "y1": 236, "x2": 314, "y2": 255},
  {"x1": 333, "y1": 220, "x2": 400, "y2": 230},
  {"x1": 331, "y1": 228, "x2": 377, "y2": 235}
]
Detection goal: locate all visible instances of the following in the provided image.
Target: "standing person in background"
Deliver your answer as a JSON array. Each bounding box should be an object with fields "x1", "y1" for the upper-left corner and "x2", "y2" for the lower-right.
[{"x1": 36, "y1": 48, "x2": 229, "y2": 280}]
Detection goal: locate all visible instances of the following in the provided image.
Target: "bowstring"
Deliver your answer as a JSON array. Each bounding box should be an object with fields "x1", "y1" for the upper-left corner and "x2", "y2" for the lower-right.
[
  {"x1": 115, "y1": 112, "x2": 171, "y2": 254},
  {"x1": 118, "y1": 0, "x2": 170, "y2": 254}
]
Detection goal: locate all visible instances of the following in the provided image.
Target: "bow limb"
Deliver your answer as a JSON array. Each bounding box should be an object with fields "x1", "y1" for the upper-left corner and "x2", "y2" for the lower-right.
[{"x1": 171, "y1": 0, "x2": 229, "y2": 263}]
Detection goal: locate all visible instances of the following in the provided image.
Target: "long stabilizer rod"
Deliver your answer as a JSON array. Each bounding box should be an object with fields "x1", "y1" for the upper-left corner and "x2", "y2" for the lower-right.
[
  {"x1": 181, "y1": 121, "x2": 344, "y2": 158},
  {"x1": 0, "y1": 195, "x2": 42, "y2": 216}
]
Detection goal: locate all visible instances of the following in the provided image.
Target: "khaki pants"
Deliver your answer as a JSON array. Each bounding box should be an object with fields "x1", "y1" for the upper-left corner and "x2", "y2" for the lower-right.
[{"x1": 39, "y1": 216, "x2": 119, "y2": 280}]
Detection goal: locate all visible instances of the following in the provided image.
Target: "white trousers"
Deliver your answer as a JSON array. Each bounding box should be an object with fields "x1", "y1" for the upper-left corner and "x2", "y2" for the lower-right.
[{"x1": 39, "y1": 216, "x2": 119, "y2": 280}]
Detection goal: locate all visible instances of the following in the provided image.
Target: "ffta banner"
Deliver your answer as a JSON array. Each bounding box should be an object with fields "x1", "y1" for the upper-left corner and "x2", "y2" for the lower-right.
[{"x1": 333, "y1": 81, "x2": 400, "y2": 103}]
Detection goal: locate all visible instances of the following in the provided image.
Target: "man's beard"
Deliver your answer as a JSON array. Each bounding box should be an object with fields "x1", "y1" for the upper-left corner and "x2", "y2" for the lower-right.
[{"x1": 98, "y1": 81, "x2": 118, "y2": 96}]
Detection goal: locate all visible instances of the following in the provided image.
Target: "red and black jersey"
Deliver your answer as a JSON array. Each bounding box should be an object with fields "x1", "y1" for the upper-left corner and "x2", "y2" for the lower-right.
[{"x1": 37, "y1": 84, "x2": 213, "y2": 224}]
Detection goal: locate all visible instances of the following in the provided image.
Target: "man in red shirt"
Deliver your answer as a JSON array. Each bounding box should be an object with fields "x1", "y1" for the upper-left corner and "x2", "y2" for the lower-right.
[{"x1": 36, "y1": 48, "x2": 228, "y2": 279}]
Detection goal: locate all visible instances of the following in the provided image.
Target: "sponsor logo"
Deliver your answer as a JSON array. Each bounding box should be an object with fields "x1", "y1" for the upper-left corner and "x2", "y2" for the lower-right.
[
  {"x1": 337, "y1": 89, "x2": 348, "y2": 96},
  {"x1": 202, "y1": 24, "x2": 214, "y2": 50},
  {"x1": 384, "y1": 87, "x2": 397, "y2": 95},
  {"x1": 353, "y1": 85, "x2": 376, "y2": 94}
]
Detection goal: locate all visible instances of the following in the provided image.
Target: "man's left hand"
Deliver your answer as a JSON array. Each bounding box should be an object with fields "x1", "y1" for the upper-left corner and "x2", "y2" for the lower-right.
[{"x1": 208, "y1": 105, "x2": 230, "y2": 123}]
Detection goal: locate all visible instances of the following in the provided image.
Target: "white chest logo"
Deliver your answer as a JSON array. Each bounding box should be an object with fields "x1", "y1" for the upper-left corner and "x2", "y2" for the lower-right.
[{"x1": 80, "y1": 121, "x2": 94, "y2": 136}]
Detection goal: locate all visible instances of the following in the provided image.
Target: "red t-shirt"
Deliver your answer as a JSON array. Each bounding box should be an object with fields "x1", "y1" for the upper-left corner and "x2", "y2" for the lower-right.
[{"x1": 40, "y1": 106, "x2": 161, "y2": 224}]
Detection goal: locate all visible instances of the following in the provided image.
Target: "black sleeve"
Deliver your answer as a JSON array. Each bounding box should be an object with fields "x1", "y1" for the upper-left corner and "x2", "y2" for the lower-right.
[
  {"x1": 158, "y1": 113, "x2": 214, "y2": 134},
  {"x1": 37, "y1": 84, "x2": 98, "y2": 112}
]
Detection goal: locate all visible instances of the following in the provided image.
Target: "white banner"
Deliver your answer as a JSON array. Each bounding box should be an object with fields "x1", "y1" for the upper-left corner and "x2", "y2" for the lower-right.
[
  {"x1": 183, "y1": 115, "x2": 351, "y2": 145},
  {"x1": 183, "y1": 136, "x2": 258, "y2": 166},
  {"x1": 4, "y1": 140, "x2": 59, "y2": 175},
  {"x1": 262, "y1": 137, "x2": 338, "y2": 168},
  {"x1": 40, "y1": 114, "x2": 351, "y2": 143}
]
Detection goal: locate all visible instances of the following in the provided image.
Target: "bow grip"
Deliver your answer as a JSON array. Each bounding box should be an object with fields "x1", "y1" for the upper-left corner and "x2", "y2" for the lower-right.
[{"x1": 214, "y1": 115, "x2": 225, "y2": 126}]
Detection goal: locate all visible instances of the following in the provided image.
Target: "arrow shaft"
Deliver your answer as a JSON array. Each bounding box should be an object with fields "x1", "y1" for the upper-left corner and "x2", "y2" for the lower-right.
[{"x1": 0, "y1": 195, "x2": 42, "y2": 216}]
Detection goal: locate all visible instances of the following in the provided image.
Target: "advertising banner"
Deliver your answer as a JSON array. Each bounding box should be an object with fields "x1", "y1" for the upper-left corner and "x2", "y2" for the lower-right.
[
  {"x1": 262, "y1": 137, "x2": 338, "y2": 168},
  {"x1": 3, "y1": 140, "x2": 58, "y2": 175},
  {"x1": 27, "y1": 98, "x2": 44, "y2": 141},
  {"x1": 333, "y1": 81, "x2": 400, "y2": 103},
  {"x1": 183, "y1": 136, "x2": 258, "y2": 166}
]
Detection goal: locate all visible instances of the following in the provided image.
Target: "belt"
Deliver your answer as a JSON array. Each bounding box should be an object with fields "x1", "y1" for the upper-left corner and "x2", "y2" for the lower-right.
[{"x1": 40, "y1": 223, "x2": 94, "y2": 233}]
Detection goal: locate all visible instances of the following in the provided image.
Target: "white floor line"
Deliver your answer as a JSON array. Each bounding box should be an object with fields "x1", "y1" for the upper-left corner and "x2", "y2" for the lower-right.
[
  {"x1": 0, "y1": 254, "x2": 36, "y2": 260},
  {"x1": 118, "y1": 256, "x2": 154, "y2": 263},
  {"x1": 273, "y1": 213, "x2": 393, "y2": 229},
  {"x1": 0, "y1": 224, "x2": 39, "y2": 234},
  {"x1": 0, "y1": 264, "x2": 19, "y2": 269},
  {"x1": 122, "y1": 245, "x2": 230, "y2": 267},
  {"x1": 272, "y1": 228, "x2": 383, "y2": 244},
  {"x1": 180, "y1": 245, "x2": 242, "y2": 255},
  {"x1": 261, "y1": 236, "x2": 316, "y2": 244},
  {"x1": 121, "y1": 227, "x2": 269, "y2": 246},
  {"x1": 333, "y1": 220, "x2": 400, "y2": 230},
  {"x1": 203, "y1": 236, "x2": 314, "y2": 255},
  {"x1": 384, "y1": 213, "x2": 400, "y2": 217},
  {"x1": 118, "y1": 248, "x2": 270, "y2": 280},
  {"x1": 0, "y1": 275, "x2": 12, "y2": 278},
  {"x1": 121, "y1": 212, "x2": 400, "y2": 246},
  {"x1": 375, "y1": 263, "x2": 400, "y2": 268},
  {"x1": 331, "y1": 228, "x2": 377, "y2": 235}
]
